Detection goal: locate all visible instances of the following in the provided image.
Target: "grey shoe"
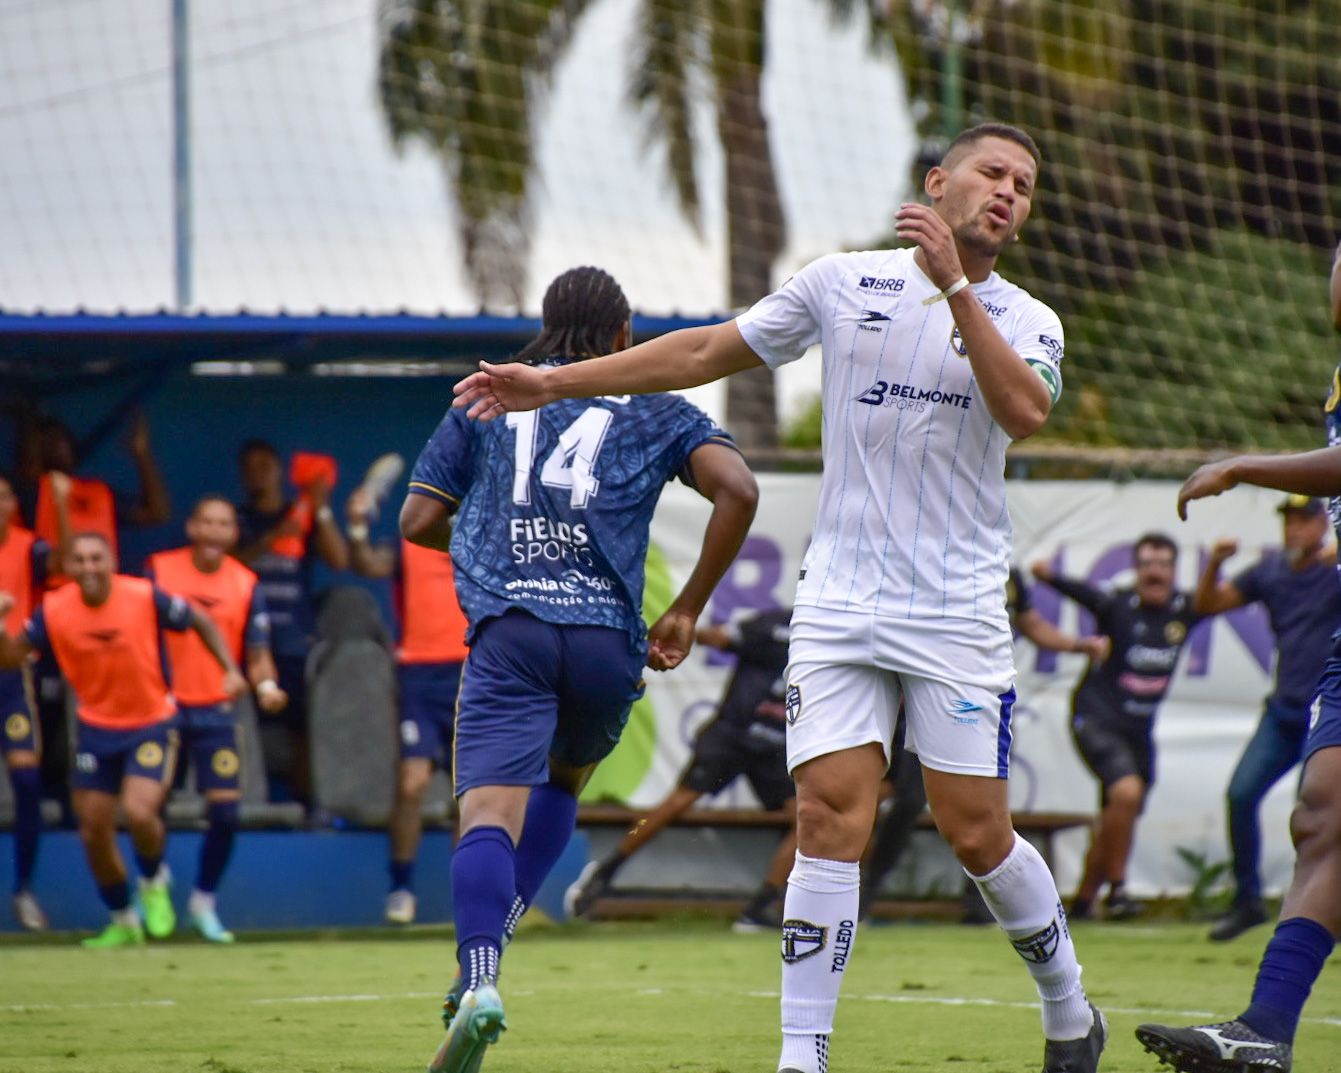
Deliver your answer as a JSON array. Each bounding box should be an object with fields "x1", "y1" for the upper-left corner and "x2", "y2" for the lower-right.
[
  {"x1": 1135, "y1": 1019, "x2": 1291, "y2": 1072},
  {"x1": 1209, "y1": 901, "x2": 1269, "y2": 943},
  {"x1": 1044, "y1": 1004, "x2": 1108, "y2": 1072}
]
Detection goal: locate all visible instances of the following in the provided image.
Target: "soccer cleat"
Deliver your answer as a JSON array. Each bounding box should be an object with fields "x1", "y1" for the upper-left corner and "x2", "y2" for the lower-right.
[
  {"x1": 1043, "y1": 1003, "x2": 1107, "y2": 1073},
  {"x1": 1209, "y1": 901, "x2": 1269, "y2": 943},
  {"x1": 81, "y1": 921, "x2": 146, "y2": 948},
  {"x1": 1135, "y1": 1019, "x2": 1292, "y2": 1072},
  {"x1": 386, "y1": 888, "x2": 417, "y2": 925},
  {"x1": 190, "y1": 903, "x2": 235, "y2": 944},
  {"x1": 564, "y1": 859, "x2": 612, "y2": 919},
  {"x1": 426, "y1": 981, "x2": 506, "y2": 1073},
  {"x1": 138, "y1": 876, "x2": 177, "y2": 939},
  {"x1": 732, "y1": 904, "x2": 784, "y2": 934},
  {"x1": 1103, "y1": 891, "x2": 1147, "y2": 921},
  {"x1": 12, "y1": 890, "x2": 49, "y2": 932},
  {"x1": 440, "y1": 968, "x2": 466, "y2": 1030}
]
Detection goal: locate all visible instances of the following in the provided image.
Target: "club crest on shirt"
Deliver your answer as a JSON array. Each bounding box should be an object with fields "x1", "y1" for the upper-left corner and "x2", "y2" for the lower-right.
[
  {"x1": 784, "y1": 684, "x2": 802, "y2": 725},
  {"x1": 950, "y1": 327, "x2": 968, "y2": 357},
  {"x1": 1164, "y1": 621, "x2": 1186, "y2": 644}
]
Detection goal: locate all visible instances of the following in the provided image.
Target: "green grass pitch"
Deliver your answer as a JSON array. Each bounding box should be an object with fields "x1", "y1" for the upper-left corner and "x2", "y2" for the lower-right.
[{"x1": 1, "y1": 919, "x2": 1337, "y2": 1072}]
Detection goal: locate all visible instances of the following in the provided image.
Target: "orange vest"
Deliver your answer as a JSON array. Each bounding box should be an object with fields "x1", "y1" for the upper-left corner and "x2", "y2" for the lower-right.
[
  {"x1": 398, "y1": 539, "x2": 469, "y2": 665},
  {"x1": 36, "y1": 474, "x2": 117, "y2": 589},
  {"x1": 42, "y1": 576, "x2": 176, "y2": 729},
  {"x1": 149, "y1": 548, "x2": 257, "y2": 707},
  {"x1": 0, "y1": 525, "x2": 37, "y2": 634}
]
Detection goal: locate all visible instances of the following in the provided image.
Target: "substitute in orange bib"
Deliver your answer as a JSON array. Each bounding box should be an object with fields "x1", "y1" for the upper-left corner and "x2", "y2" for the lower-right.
[
  {"x1": 0, "y1": 533, "x2": 245, "y2": 948},
  {"x1": 0, "y1": 472, "x2": 51, "y2": 931},
  {"x1": 147, "y1": 496, "x2": 289, "y2": 943},
  {"x1": 347, "y1": 485, "x2": 468, "y2": 925}
]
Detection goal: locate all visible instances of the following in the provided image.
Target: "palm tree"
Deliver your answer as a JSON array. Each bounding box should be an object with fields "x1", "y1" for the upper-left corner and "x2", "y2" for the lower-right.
[{"x1": 377, "y1": 0, "x2": 896, "y2": 451}]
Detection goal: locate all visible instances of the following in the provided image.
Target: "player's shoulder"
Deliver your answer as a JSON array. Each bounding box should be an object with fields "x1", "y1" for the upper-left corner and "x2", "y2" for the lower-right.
[{"x1": 984, "y1": 272, "x2": 1062, "y2": 326}]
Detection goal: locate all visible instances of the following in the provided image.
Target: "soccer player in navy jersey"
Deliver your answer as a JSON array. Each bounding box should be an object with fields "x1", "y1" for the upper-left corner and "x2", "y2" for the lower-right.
[
  {"x1": 400, "y1": 266, "x2": 758, "y2": 1073},
  {"x1": 454, "y1": 124, "x2": 1106, "y2": 1073},
  {"x1": 1134, "y1": 239, "x2": 1341, "y2": 1073}
]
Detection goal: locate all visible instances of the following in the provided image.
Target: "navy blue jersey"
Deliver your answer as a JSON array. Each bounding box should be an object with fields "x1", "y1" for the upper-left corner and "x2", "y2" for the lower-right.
[
  {"x1": 410, "y1": 362, "x2": 733, "y2": 650},
  {"x1": 235, "y1": 502, "x2": 315, "y2": 657}
]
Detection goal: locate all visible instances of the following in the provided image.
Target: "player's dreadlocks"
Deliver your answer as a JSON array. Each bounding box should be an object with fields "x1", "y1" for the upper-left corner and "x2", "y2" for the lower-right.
[{"x1": 514, "y1": 266, "x2": 631, "y2": 365}]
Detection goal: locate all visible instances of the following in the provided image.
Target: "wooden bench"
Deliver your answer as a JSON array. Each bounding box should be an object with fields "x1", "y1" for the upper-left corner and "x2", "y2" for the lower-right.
[{"x1": 577, "y1": 805, "x2": 1091, "y2": 875}]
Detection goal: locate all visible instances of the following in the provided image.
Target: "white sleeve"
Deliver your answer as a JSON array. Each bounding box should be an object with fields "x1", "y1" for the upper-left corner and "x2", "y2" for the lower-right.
[
  {"x1": 734, "y1": 254, "x2": 841, "y2": 370},
  {"x1": 1010, "y1": 300, "x2": 1065, "y2": 404}
]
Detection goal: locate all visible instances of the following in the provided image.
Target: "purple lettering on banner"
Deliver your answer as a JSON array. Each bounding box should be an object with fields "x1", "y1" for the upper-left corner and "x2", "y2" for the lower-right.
[
  {"x1": 706, "y1": 535, "x2": 784, "y2": 666},
  {"x1": 1185, "y1": 549, "x2": 1273, "y2": 676}
]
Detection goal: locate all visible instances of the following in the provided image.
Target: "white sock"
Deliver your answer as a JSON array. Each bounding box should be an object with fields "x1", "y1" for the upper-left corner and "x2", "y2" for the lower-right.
[
  {"x1": 189, "y1": 889, "x2": 215, "y2": 915},
  {"x1": 968, "y1": 833, "x2": 1093, "y2": 1041},
  {"x1": 140, "y1": 863, "x2": 171, "y2": 888},
  {"x1": 111, "y1": 906, "x2": 140, "y2": 928},
  {"x1": 778, "y1": 852, "x2": 859, "y2": 1073}
]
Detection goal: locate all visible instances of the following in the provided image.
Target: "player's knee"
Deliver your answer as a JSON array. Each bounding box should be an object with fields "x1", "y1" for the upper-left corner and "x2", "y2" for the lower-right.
[
  {"x1": 1106, "y1": 779, "x2": 1144, "y2": 813},
  {"x1": 397, "y1": 762, "x2": 432, "y2": 799},
  {"x1": 795, "y1": 794, "x2": 867, "y2": 859},
  {"x1": 122, "y1": 795, "x2": 161, "y2": 829},
  {"x1": 1289, "y1": 794, "x2": 1341, "y2": 857},
  {"x1": 943, "y1": 822, "x2": 1010, "y2": 875}
]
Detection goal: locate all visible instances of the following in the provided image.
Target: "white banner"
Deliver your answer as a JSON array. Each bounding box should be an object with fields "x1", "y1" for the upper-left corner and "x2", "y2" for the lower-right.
[{"x1": 605, "y1": 475, "x2": 1316, "y2": 898}]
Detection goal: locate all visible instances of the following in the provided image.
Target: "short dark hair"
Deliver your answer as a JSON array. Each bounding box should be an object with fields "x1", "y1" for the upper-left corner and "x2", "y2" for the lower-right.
[
  {"x1": 238, "y1": 439, "x2": 279, "y2": 464},
  {"x1": 1133, "y1": 532, "x2": 1178, "y2": 562},
  {"x1": 942, "y1": 123, "x2": 1042, "y2": 172},
  {"x1": 191, "y1": 493, "x2": 236, "y2": 518},
  {"x1": 514, "y1": 266, "x2": 632, "y2": 365}
]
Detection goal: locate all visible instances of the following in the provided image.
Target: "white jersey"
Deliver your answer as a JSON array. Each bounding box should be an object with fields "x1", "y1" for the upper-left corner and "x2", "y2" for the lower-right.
[{"x1": 736, "y1": 247, "x2": 1064, "y2": 630}]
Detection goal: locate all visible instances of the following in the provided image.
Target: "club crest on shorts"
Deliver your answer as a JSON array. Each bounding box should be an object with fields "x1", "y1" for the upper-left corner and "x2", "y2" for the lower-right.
[
  {"x1": 5, "y1": 712, "x2": 30, "y2": 740},
  {"x1": 1010, "y1": 920, "x2": 1060, "y2": 964},
  {"x1": 135, "y1": 741, "x2": 164, "y2": 768},
  {"x1": 784, "y1": 684, "x2": 802, "y2": 726},
  {"x1": 781, "y1": 919, "x2": 827, "y2": 963},
  {"x1": 211, "y1": 748, "x2": 240, "y2": 777}
]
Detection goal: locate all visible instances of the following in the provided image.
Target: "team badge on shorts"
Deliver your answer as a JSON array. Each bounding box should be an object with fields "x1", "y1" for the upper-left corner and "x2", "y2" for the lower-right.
[
  {"x1": 211, "y1": 749, "x2": 240, "y2": 777},
  {"x1": 784, "y1": 684, "x2": 802, "y2": 726},
  {"x1": 5, "y1": 713, "x2": 30, "y2": 741},
  {"x1": 136, "y1": 741, "x2": 165, "y2": 768},
  {"x1": 781, "y1": 919, "x2": 827, "y2": 963},
  {"x1": 1164, "y1": 621, "x2": 1186, "y2": 644}
]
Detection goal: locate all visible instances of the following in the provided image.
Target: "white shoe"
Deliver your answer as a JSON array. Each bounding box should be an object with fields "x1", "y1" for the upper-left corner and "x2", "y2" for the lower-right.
[
  {"x1": 386, "y1": 889, "x2": 416, "y2": 925},
  {"x1": 12, "y1": 890, "x2": 49, "y2": 932}
]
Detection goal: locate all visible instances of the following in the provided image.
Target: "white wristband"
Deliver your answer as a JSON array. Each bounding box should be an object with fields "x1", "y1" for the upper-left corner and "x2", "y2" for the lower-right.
[
  {"x1": 256, "y1": 679, "x2": 280, "y2": 697},
  {"x1": 316, "y1": 505, "x2": 335, "y2": 523},
  {"x1": 347, "y1": 522, "x2": 369, "y2": 542},
  {"x1": 921, "y1": 275, "x2": 971, "y2": 305}
]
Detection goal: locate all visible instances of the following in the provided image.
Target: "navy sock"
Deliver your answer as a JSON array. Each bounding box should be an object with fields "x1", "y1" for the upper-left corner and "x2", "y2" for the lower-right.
[
  {"x1": 390, "y1": 859, "x2": 414, "y2": 893},
  {"x1": 10, "y1": 766, "x2": 43, "y2": 893},
  {"x1": 197, "y1": 801, "x2": 239, "y2": 894},
  {"x1": 1240, "y1": 917, "x2": 1336, "y2": 1043},
  {"x1": 453, "y1": 825, "x2": 515, "y2": 991},
  {"x1": 136, "y1": 852, "x2": 163, "y2": 881},
  {"x1": 97, "y1": 879, "x2": 131, "y2": 912},
  {"x1": 508, "y1": 780, "x2": 579, "y2": 935}
]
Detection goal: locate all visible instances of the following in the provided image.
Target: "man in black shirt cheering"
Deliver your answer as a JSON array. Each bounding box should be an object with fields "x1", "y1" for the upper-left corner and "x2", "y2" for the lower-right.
[
  {"x1": 1032, "y1": 533, "x2": 1204, "y2": 920},
  {"x1": 566, "y1": 606, "x2": 794, "y2": 931}
]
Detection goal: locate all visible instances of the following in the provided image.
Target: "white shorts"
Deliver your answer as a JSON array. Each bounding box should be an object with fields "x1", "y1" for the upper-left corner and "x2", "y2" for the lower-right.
[{"x1": 783, "y1": 605, "x2": 1017, "y2": 778}]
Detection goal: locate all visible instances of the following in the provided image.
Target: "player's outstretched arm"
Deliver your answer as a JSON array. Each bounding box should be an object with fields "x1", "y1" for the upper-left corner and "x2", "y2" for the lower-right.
[
  {"x1": 1192, "y1": 538, "x2": 1245, "y2": 615},
  {"x1": 453, "y1": 321, "x2": 764, "y2": 422},
  {"x1": 647, "y1": 443, "x2": 758, "y2": 672},
  {"x1": 0, "y1": 594, "x2": 33, "y2": 670},
  {"x1": 1015, "y1": 608, "x2": 1108, "y2": 660},
  {"x1": 1178, "y1": 447, "x2": 1341, "y2": 520}
]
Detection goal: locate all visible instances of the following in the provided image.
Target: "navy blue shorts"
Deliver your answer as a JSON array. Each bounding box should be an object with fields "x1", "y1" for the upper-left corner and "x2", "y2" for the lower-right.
[
  {"x1": 73, "y1": 721, "x2": 179, "y2": 795},
  {"x1": 1305, "y1": 655, "x2": 1341, "y2": 765},
  {"x1": 0, "y1": 668, "x2": 38, "y2": 754},
  {"x1": 398, "y1": 661, "x2": 463, "y2": 765},
  {"x1": 178, "y1": 703, "x2": 242, "y2": 793},
  {"x1": 453, "y1": 611, "x2": 645, "y2": 796}
]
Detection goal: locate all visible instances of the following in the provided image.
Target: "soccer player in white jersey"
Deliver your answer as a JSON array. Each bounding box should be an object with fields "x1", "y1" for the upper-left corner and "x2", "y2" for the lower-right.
[{"x1": 453, "y1": 123, "x2": 1105, "y2": 1073}]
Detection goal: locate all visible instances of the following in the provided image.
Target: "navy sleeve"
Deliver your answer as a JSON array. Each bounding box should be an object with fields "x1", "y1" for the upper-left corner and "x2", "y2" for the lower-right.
[
  {"x1": 1047, "y1": 574, "x2": 1113, "y2": 625},
  {"x1": 152, "y1": 586, "x2": 195, "y2": 632},
  {"x1": 663, "y1": 398, "x2": 738, "y2": 488},
  {"x1": 1230, "y1": 559, "x2": 1266, "y2": 605},
  {"x1": 408, "y1": 409, "x2": 476, "y2": 507},
  {"x1": 244, "y1": 586, "x2": 272, "y2": 648},
  {"x1": 20, "y1": 608, "x2": 50, "y2": 658}
]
